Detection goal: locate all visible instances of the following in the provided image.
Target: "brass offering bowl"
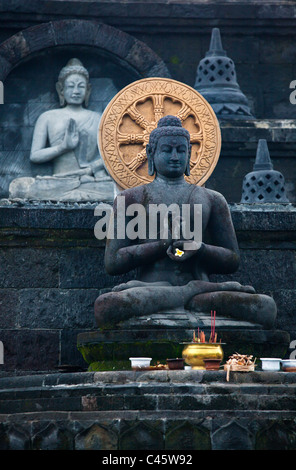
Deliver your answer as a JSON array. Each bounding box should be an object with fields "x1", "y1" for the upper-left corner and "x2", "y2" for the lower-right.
[{"x1": 182, "y1": 342, "x2": 224, "y2": 370}]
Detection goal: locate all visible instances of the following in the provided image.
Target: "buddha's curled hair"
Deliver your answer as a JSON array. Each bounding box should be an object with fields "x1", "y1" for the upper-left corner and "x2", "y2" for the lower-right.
[
  {"x1": 148, "y1": 115, "x2": 191, "y2": 154},
  {"x1": 58, "y1": 58, "x2": 89, "y2": 84}
]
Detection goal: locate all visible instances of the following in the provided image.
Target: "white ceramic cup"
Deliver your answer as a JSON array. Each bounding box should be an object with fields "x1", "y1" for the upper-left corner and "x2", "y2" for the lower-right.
[
  {"x1": 260, "y1": 358, "x2": 281, "y2": 371},
  {"x1": 129, "y1": 357, "x2": 152, "y2": 368}
]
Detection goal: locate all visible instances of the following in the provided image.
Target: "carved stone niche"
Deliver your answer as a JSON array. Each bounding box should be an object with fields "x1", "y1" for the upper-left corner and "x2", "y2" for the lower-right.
[{"x1": 0, "y1": 20, "x2": 170, "y2": 201}]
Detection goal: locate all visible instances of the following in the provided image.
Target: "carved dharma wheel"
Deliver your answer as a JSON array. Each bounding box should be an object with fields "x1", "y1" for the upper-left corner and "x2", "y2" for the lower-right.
[{"x1": 98, "y1": 78, "x2": 221, "y2": 189}]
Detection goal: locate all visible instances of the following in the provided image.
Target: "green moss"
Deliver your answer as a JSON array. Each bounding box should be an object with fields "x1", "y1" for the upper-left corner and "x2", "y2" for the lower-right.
[
  {"x1": 77, "y1": 339, "x2": 184, "y2": 369},
  {"x1": 88, "y1": 360, "x2": 130, "y2": 371},
  {"x1": 170, "y1": 55, "x2": 180, "y2": 65}
]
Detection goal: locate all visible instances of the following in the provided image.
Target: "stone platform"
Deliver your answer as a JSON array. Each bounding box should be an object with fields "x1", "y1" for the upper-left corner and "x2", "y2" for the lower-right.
[
  {"x1": 0, "y1": 201, "x2": 295, "y2": 373},
  {"x1": 0, "y1": 370, "x2": 296, "y2": 450},
  {"x1": 77, "y1": 310, "x2": 290, "y2": 371}
]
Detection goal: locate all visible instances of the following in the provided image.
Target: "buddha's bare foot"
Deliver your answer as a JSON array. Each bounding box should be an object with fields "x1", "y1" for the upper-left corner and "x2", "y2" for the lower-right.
[
  {"x1": 219, "y1": 281, "x2": 256, "y2": 294},
  {"x1": 112, "y1": 280, "x2": 171, "y2": 292},
  {"x1": 112, "y1": 281, "x2": 145, "y2": 292},
  {"x1": 186, "y1": 280, "x2": 256, "y2": 297}
]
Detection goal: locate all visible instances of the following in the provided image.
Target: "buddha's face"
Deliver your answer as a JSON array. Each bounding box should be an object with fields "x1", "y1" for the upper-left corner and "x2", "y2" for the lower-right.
[
  {"x1": 153, "y1": 135, "x2": 189, "y2": 178},
  {"x1": 62, "y1": 73, "x2": 88, "y2": 106}
]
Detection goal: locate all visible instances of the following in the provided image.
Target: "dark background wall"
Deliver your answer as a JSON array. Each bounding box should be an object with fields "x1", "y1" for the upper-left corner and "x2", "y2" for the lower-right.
[
  {"x1": 0, "y1": 0, "x2": 296, "y2": 120},
  {"x1": 0, "y1": 1, "x2": 295, "y2": 372},
  {"x1": 0, "y1": 0, "x2": 296, "y2": 202},
  {"x1": 0, "y1": 204, "x2": 295, "y2": 372}
]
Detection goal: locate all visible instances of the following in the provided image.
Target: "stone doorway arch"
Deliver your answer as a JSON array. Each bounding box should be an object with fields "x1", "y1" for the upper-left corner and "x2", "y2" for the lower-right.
[
  {"x1": 0, "y1": 19, "x2": 170, "y2": 81},
  {"x1": 0, "y1": 20, "x2": 170, "y2": 198}
]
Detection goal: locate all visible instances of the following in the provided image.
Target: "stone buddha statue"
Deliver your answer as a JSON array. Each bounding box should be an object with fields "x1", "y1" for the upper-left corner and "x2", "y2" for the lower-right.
[
  {"x1": 9, "y1": 58, "x2": 114, "y2": 202},
  {"x1": 94, "y1": 116, "x2": 277, "y2": 330}
]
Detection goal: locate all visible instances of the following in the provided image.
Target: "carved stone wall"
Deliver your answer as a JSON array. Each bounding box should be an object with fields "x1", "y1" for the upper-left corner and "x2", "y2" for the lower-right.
[
  {"x1": 1, "y1": 370, "x2": 296, "y2": 450},
  {"x1": 0, "y1": 6, "x2": 296, "y2": 201},
  {"x1": 0, "y1": 20, "x2": 170, "y2": 198},
  {"x1": 0, "y1": 203, "x2": 295, "y2": 373}
]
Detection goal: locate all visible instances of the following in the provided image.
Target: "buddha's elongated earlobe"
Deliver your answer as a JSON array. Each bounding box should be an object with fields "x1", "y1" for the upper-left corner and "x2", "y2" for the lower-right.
[
  {"x1": 146, "y1": 144, "x2": 155, "y2": 176},
  {"x1": 148, "y1": 159, "x2": 155, "y2": 176},
  {"x1": 185, "y1": 144, "x2": 192, "y2": 176},
  {"x1": 56, "y1": 82, "x2": 65, "y2": 107},
  {"x1": 84, "y1": 83, "x2": 91, "y2": 108}
]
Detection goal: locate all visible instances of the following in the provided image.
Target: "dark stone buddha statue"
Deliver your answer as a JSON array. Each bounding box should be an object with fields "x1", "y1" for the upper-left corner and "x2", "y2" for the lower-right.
[{"x1": 94, "y1": 116, "x2": 276, "y2": 329}]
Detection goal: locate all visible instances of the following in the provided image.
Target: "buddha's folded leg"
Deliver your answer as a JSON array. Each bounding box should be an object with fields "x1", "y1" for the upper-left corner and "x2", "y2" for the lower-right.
[
  {"x1": 95, "y1": 284, "x2": 187, "y2": 327},
  {"x1": 186, "y1": 291, "x2": 277, "y2": 329},
  {"x1": 95, "y1": 280, "x2": 259, "y2": 328}
]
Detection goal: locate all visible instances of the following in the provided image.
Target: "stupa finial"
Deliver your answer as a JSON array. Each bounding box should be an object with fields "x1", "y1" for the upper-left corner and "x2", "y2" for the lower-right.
[
  {"x1": 206, "y1": 28, "x2": 226, "y2": 57},
  {"x1": 253, "y1": 139, "x2": 273, "y2": 171}
]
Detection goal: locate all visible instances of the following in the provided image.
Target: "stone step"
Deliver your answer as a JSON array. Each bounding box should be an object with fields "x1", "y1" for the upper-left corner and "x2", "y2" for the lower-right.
[{"x1": 0, "y1": 371, "x2": 296, "y2": 414}]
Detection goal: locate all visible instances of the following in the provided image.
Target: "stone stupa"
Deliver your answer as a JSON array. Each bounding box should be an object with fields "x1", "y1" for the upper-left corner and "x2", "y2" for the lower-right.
[
  {"x1": 194, "y1": 28, "x2": 254, "y2": 120},
  {"x1": 241, "y1": 139, "x2": 290, "y2": 203}
]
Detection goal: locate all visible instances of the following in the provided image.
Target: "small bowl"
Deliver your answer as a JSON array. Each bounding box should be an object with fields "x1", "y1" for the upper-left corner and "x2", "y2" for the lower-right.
[
  {"x1": 260, "y1": 358, "x2": 281, "y2": 371},
  {"x1": 166, "y1": 358, "x2": 184, "y2": 370},
  {"x1": 203, "y1": 359, "x2": 221, "y2": 370},
  {"x1": 281, "y1": 359, "x2": 296, "y2": 372},
  {"x1": 129, "y1": 357, "x2": 152, "y2": 369}
]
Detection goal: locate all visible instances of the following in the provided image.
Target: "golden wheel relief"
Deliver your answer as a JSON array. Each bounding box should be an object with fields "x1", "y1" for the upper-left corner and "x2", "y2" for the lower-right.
[{"x1": 98, "y1": 78, "x2": 221, "y2": 190}]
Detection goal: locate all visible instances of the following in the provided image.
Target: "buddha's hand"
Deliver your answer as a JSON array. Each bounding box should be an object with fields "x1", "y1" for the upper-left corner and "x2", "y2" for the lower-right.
[
  {"x1": 61, "y1": 118, "x2": 79, "y2": 152},
  {"x1": 166, "y1": 240, "x2": 203, "y2": 262}
]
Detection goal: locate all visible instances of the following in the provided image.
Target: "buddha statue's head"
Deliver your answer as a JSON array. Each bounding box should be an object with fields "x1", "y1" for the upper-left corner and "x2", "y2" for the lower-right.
[
  {"x1": 56, "y1": 58, "x2": 91, "y2": 107},
  {"x1": 146, "y1": 115, "x2": 192, "y2": 179}
]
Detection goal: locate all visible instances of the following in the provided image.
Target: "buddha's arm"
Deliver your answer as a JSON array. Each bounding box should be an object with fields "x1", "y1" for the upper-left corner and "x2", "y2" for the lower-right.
[
  {"x1": 105, "y1": 239, "x2": 170, "y2": 276},
  {"x1": 30, "y1": 116, "x2": 78, "y2": 164},
  {"x1": 30, "y1": 115, "x2": 63, "y2": 163},
  {"x1": 104, "y1": 193, "x2": 170, "y2": 275},
  {"x1": 197, "y1": 191, "x2": 240, "y2": 274}
]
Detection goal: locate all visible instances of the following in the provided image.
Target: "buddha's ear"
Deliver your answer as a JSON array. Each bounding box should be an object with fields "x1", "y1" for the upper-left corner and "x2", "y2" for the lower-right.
[
  {"x1": 56, "y1": 81, "x2": 65, "y2": 107},
  {"x1": 146, "y1": 144, "x2": 155, "y2": 176},
  {"x1": 84, "y1": 83, "x2": 91, "y2": 108},
  {"x1": 185, "y1": 143, "x2": 192, "y2": 176}
]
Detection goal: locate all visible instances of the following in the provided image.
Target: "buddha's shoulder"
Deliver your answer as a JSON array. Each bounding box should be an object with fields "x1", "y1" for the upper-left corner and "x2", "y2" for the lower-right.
[
  {"x1": 35, "y1": 109, "x2": 64, "y2": 122},
  {"x1": 35, "y1": 108, "x2": 99, "y2": 121},
  {"x1": 190, "y1": 185, "x2": 228, "y2": 205},
  {"x1": 115, "y1": 185, "x2": 146, "y2": 204}
]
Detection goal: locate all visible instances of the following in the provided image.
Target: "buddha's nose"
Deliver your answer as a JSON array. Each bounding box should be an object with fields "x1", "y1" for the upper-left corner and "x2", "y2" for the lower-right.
[{"x1": 171, "y1": 148, "x2": 179, "y2": 160}]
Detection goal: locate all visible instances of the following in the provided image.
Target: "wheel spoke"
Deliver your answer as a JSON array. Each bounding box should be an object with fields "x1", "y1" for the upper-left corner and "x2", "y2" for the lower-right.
[
  {"x1": 118, "y1": 132, "x2": 145, "y2": 144},
  {"x1": 126, "y1": 104, "x2": 150, "y2": 129},
  {"x1": 126, "y1": 148, "x2": 147, "y2": 171},
  {"x1": 190, "y1": 131, "x2": 203, "y2": 144},
  {"x1": 176, "y1": 104, "x2": 192, "y2": 122},
  {"x1": 153, "y1": 94, "x2": 165, "y2": 122}
]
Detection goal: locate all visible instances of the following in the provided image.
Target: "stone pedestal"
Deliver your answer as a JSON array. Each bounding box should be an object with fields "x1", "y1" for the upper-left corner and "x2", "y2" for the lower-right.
[{"x1": 77, "y1": 310, "x2": 290, "y2": 371}]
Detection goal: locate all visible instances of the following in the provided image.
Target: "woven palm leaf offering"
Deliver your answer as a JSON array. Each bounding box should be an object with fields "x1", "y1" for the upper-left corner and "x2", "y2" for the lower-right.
[{"x1": 224, "y1": 353, "x2": 256, "y2": 381}]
